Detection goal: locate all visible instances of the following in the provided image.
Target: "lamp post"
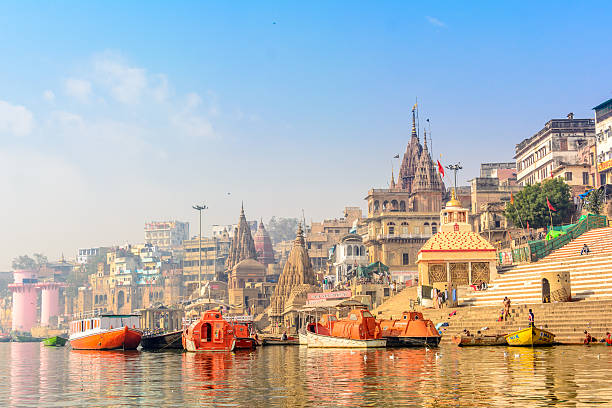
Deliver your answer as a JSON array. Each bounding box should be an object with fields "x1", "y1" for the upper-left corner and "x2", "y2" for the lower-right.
[
  {"x1": 192, "y1": 204, "x2": 208, "y2": 296},
  {"x1": 446, "y1": 163, "x2": 463, "y2": 192}
]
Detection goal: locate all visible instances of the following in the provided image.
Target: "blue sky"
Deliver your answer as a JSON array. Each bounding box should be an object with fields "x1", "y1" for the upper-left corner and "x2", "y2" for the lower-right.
[{"x1": 1, "y1": 1, "x2": 611, "y2": 268}]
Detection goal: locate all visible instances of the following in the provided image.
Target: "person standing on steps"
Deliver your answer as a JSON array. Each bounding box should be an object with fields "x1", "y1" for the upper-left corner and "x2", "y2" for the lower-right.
[
  {"x1": 528, "y1": 309, "x2": 535, "y2": 327},
  {"x1": 503, "y1": 297, "x2": 511, "y2": 321}
]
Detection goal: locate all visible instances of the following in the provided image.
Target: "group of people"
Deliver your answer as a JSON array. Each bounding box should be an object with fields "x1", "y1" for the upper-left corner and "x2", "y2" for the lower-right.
[
  {"x1": 470, "y1": 281, "x2": 488, "y2": 291},
  {"x1": 583, "y1": 330, "x2": 612, "y2": 345},
  {"x1": 432, "y1": 287, "x2": 449, "y2": 309},
  {"x1": 498, "y1": 297, "x2": 512, "y2": 321}
]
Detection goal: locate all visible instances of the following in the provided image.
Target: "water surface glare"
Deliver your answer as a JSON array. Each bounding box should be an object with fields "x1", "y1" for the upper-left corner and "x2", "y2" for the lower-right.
[{"x1": 1, "y1": 343, "x2": 611, "y2": 407}]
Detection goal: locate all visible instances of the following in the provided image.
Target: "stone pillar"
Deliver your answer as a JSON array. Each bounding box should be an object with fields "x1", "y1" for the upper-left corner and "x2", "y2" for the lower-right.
[
  {"x1": 39, "y1": 283, "x2": 62, "y2": 326},
  {"x1": 8, "y1": 270, "x2": 39, "y2": 332},
  {"x1": 468, "y1": 262, "x2": 472, "y2": 285}
]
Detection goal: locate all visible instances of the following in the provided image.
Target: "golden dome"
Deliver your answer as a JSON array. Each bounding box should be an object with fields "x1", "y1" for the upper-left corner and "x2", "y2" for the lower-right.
[{"x1": 446, "y1": 188, "x2": 461, "y2": 207}]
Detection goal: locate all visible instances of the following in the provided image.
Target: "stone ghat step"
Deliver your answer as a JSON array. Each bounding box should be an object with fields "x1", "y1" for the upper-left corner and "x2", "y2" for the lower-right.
[
  {"x1": 496, "y1": 256, "x2": 612, "y2": 274},
  {"x1": 461, "y1": 294, "x2": 612, "y2": 307},
  {"x1": 463, "y1": 286, "x2": 612, "y2": 302}
]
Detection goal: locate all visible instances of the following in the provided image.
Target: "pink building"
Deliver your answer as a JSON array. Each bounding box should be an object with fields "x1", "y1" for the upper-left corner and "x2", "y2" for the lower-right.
[{"x1": 8, "y1": 270, "x2": 38, "y2": 332}]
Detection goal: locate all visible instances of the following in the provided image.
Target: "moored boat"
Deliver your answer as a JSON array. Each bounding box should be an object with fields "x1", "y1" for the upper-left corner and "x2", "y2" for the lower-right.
[
  {"x1": 0, "y1": 333, "x2": 10, "y2": 342},
  {"x1": 11, "y1": 334, "x2": 43, "y2": 342},
  {"x1": 379, "y1": 312, "x2": 441, "y2": 347},
  {"x1": 69, "y1": 314, "x2": 142, "y2": 350},
  {"x1": 43, "y1": 335, "x2": 68, "y2": 347},
  {"x1": 506, "y1": 326, "x2": 555, "y2": 346},
  {"x1": 306, "y1": 309, "x2": 386, "y2": 348},
  {"x1": 183, "y1": 310, "x2": 257, "y2": 352},
  {"x1": 451, "y1": 334, "x2": 507, "y2": 347},
  {"x1": 298, "y1": 330, "x2": 308, "y2": 345},
  {"x1": 262, "y1": 337, "x2": 299, "y2": 346},
  {"x1": 141, "y1": 330, "x2": 183, "y2": 350}
]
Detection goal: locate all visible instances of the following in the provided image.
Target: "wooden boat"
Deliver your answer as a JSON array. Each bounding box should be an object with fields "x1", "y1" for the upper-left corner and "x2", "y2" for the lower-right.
[
  {"x1": 69, "y1": 314, "x2": 142, "y2": 350},
  {"x1": 43, "y1": 335, "x2": 68, "y2": 347},
  {"x1": 379, "y1": 312, "x2": 442, "y2": 347},
  {"x1": 11, "y1": 334, "x2": 43, "y2": 342},
  {"x1": 306, "y1": 309, "x2": 387, "y2": 348},
  {"x1": 183, "y1": 310, "x2": 257, "y2": 352},
  {"x1": 506, "y1": 326, "x2": 555, "y2": 346},
  {"x1": 141, "y1": 330, "x2": 183, "y2": 350},
  {"x1": 0, "y1": 334, "x2": 10, "y2": 342},
  {"x1": 451, "y1": 334, "x2": 508, "y2": 347},
  {"x1": 262, "y1": 337, "x2": 299, "y2": 346}
]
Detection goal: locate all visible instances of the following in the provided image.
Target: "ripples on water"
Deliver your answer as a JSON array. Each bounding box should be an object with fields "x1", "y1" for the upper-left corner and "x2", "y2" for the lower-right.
[{"x1": 1, "y1": 343, "x2": 611, "y2": 407}]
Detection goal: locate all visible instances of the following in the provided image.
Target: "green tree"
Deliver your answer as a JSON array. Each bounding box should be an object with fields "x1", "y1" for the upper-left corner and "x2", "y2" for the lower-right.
[
  {"x1": 266, "y1": 217, "x2": 299, "y2": 244},
  {"x1": 504, "y1": 178, "x2": 573, "y2": 229},
  {"x1": 12, "y1": 255, "x2": 37, "y2": 270},
  {"x1": 583, "y1": 188, "x2": 604, "y2": 215}
]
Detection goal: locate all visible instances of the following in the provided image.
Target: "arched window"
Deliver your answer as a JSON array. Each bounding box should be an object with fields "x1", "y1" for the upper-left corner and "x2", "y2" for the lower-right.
[
  {"x1": 383, "y1": 200, "x2": 389, "y2": 211},
  {"x1": 360, "y1": 246, "x2": 366, "y2": 256},
  {"x1": 387, "y1": 222, "x2": 395, "y2": 235},
  {"x1": 347, "y1": 245, "x2": 353, "y2": 256},
  {"x1": 391, "y1": 200, "x2": 398, "y2": 210},
  {"x1": 424, "y1": 222, "x2": 431, "y2": 235},
  {"x1": 401, "y1": 222, "x2": 409, "y2": 235},
  {"x1": 432, "y1": 222, "x2": 437, "y2": 234},
  {"x1": 117, "y1": 291, "x2": 125, "y2": 308},
  {"x1": 400, "y1": 201, "x2": 406, "y2": 211},
  {"x1": 374, "y1": 201, "x2": 380, "y2": 212}
]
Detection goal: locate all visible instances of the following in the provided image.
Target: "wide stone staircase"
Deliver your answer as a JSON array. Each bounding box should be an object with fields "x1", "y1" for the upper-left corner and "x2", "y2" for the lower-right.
[
  {"x1": 420, "y1": 300, "x2": 612, "y2": 344},
  {"x1": 460, "y1": 227, "x2": 612, "y2": 307}
]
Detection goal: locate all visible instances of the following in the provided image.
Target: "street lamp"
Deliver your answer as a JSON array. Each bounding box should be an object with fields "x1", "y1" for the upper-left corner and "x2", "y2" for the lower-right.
[
  {"x1": 192, "y1": 204, "x2": 208, "y2": 296},
  {"x1": 446, "y1": 163, "x2": 463, "y2": 191}
]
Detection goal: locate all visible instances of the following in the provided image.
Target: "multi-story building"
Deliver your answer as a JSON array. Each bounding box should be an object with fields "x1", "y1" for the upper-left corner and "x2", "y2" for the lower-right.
[
  {"x1": 515, "y1": 114, "x2": 595, "y2": 186},
  {"x1": 363, "y1": 109, "x2": 445, "y2": 282},
  {"x1": 594, "y1": 98, "x2": 612, "y2": 186},
  {"x1": 551, "y1": 163, "x2": 592, "y2": 197},
  {"x1": 330, "y1": 233, "x2": 368, "y2": 284},
  {"x1": 305, "y1": 207, "x2": 363, "y2": 273},
  {"x1": 144, "y1": 221, "x2": 189, "y2": 250},
  {"x1": 577, "y1": 138, "x2": 598, "y2": 188},
  {"x1": 182, "y1": 234, "x2": 230, "y2": 294},
  {"x1": 77, "y1": 247, "x2": 111, "y2": 264}
]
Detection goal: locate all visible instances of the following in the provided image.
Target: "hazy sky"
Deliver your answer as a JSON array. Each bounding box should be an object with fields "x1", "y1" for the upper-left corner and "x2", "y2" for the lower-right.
[{"x1": 1, "y1": 1, "x2": 611, "y2": 269}]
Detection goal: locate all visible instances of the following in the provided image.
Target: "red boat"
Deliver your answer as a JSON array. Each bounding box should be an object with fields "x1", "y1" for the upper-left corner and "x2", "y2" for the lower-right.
[
  {"x1": 379, "y1": 311, "x2": 441, "y2": 347},
  {"x1": 183, "y1": 310, "x2": 257, "y2": 352},
  {"x1": 69, "y1": 314, "x2": 142, "y2": 350}
]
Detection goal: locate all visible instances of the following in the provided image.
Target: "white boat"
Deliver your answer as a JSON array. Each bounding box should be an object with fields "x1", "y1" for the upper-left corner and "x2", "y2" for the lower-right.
[
  {"x1": 298, "y1": 331, "x2": 308, "y2": 345},
  {"x1": 306, "y1": 330, "x2": 387, "y2": 348}
]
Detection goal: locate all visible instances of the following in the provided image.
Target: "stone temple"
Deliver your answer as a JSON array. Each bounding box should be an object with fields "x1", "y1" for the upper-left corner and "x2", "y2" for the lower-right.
[
  {"x1": 269, "y1": 224, "x2": 318, "y2": 333},
  {"x1": 254, "y1": 220, "x2": 275, "y2": 267}
]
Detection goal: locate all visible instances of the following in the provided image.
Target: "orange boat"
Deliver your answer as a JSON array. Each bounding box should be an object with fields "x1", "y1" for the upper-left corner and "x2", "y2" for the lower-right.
[
  {"x1": 69, "y1": 314, "x2": 142, "y2": 350},
  {"x1": 182, "y1": 310, "x2": 257, "y2": 352},
  {"x1": 305, "y1": 309, "x2": 386, "y2": 348},
  {"x1": 379, "y1": 312, "x2": 441, "y2": 347}
]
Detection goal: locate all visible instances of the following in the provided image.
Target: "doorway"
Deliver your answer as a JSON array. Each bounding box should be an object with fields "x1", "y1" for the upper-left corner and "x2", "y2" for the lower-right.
[{"x1": 542, "y1": 278, "x2": 550, "y2": 303}]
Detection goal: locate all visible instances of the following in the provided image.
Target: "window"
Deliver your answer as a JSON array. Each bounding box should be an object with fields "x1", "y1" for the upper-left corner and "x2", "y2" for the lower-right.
[
  {"x1": 402, "y1": 253, "x2": 409, "y2": 265},
  {"x1": 583, "y1": 172, "x2": 589, "y2": 185},
  {"x1": 564, "y1": 172, "x2": 572, "y2": 181}
]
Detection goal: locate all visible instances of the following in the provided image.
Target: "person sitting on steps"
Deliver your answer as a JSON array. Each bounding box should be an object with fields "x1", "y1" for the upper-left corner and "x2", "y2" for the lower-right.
[{"x1": 581, "y1": 244, "x2": 591, "y2": 255}]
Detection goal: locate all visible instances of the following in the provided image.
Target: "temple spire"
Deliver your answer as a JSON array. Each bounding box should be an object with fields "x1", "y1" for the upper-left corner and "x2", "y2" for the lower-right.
[
  {"x1": 390, "y1": 166, "x2": 396, "y2": 189},
  {"x1": 411, "y1": 104, "x2": 418, "y2": 141},
  {"x1": 423, "y1": 129, "x2": 428, "y2": 152}
]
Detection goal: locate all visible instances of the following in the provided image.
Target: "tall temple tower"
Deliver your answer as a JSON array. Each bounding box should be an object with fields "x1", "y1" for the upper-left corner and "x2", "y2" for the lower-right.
[
  {"x1": 269, "y1": 224, "x2": 317, "y2": 333},
  {"x1": 399, "y1": 108, "x2": 423, "y2": 192},
  {"x1": 225, "y1": 203, "x2": 258, "y2": 271},
  {"x1": 254, "y1": 220, "x2": 275, "y2": 266},
  {"x1": 410, "y1": 130, "x2": 445, "y2": 212}
]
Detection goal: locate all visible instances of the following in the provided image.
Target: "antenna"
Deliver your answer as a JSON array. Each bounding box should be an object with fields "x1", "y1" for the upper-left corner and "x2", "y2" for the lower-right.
[{"x1": 415, "y1": 97, "x2": 420, "y2": 140}]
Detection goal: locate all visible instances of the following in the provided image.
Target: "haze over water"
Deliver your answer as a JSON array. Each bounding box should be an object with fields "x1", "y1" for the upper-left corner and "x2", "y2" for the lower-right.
[{"x1": 1, "y1": 343, "x2": 611, "y2": 407}]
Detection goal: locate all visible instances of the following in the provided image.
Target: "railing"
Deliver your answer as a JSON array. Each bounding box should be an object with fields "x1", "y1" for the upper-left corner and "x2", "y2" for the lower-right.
[{"x1": 497, "y1": 214, "x2": 607, "y2": 265}]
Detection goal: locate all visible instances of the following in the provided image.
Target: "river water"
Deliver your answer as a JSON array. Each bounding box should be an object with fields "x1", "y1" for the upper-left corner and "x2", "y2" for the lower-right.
[{"x1": 1, "y1": 343, "x2": 611, "y2": 407}]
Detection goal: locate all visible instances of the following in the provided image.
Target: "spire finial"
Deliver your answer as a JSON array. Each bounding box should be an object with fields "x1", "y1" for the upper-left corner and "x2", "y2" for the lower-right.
[
  {"x1": 295, "y1": 223, "x2": 305, "y2": 246},
  {"x1": 390, "y1": 166, "x2": 396, "y2": 189},
  {"x1": 411, "y1": 104, "x2": 418, "y2": 140},
  {"x1": 423, "y1": 129, "x2": 428, "y2": 152}
]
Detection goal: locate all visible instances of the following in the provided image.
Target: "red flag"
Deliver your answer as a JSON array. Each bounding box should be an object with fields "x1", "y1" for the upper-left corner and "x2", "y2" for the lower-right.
[
  {"x1": 546, "y1": 197, "x2": 556, "y2": 212},
  {"x1": 510, "y1": 192, "x2": 515, "y2": 205},
  {"x1": 527, "y1": 221, "x2": 530, "y2": 231},
  {"x1": 437, "y1": 160, "x2": 445, "y2": 177}
]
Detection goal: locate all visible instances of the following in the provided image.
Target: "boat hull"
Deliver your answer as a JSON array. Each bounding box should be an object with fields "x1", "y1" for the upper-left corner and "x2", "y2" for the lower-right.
[
  {"x1": 306, "y1": 331, "x2": 386, "y2": 348},
  {"x1": 385, "y1": 335, "x2": 441, "y2": 347},
  {"x1": 298, "y1": 332, "x2": 308, "y2": 345},
  {"x1": 141, "y1": 330, "x2": 183, "y2": 350},
  {"x1": 184, "y1": 336, "x2": 257, "y2": 352},
  {"x1": 70, "y1": 326, "x2": 142, "y2": 350},
  {"x1": 262, "y1": 338, "x2": 299, "y2": 346},
  {"x1": 43, "y1": 336, "x2": 68, "y2": 347},
  {"x1": 451, "y1": 335, "x2": 507, "y2": 347},
  {"x1": 506, "y1": 327, "x2": 555, "y2": 346}
]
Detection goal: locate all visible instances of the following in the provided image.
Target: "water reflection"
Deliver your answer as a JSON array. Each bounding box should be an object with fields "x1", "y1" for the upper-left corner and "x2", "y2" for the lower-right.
[{"x1": 1, "y1": 343, "x2": 612, "y2": 407}]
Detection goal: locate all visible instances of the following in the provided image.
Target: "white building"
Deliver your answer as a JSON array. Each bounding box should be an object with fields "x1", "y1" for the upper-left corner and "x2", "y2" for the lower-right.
[
  {"x1": 515, "y1": 114, "x2": 595, "y2": 186},
  {"x1": 331, "y1": 234, "x2": 368, "y2": 285},
  {"x1": 144, "y1": 221, "x2": 189, "y2": 250},
  {"x1": 594, "y1": 98, "x2": 612, "y2": 186},
  {"x1": 77, "y1": 247, "x2": 110, "y2": 264}
]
